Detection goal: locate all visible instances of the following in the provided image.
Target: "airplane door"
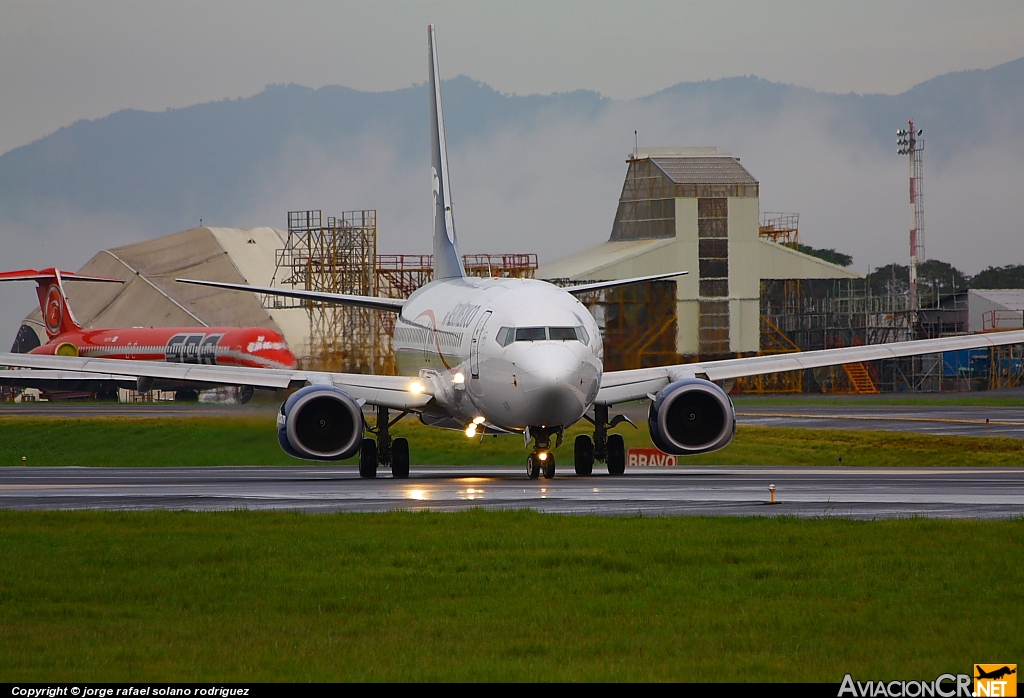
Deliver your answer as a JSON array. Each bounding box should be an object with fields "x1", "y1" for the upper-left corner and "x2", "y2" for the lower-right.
[{"x1": 470, "y1": 310, "x2": 492, "y2": 379}]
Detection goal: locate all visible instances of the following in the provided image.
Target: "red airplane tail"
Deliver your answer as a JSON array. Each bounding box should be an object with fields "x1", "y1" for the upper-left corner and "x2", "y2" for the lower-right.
[{"x1": 0, "y1": 268, "x2": 124, "y2": 340}]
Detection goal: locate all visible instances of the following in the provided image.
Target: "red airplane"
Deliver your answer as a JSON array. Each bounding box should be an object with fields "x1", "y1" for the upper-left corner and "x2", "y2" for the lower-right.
[{"x1": 1, "y1": 268, "x2": 298, "y2": 400}]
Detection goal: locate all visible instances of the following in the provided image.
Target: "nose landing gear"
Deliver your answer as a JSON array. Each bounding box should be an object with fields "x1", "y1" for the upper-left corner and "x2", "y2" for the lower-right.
[
  {"x1": 526, "y1": 451, "x2": 555, "y2": 479},
  {"x1": 360, "y1": 405, "x2": 411, "y2": 479},
  {"x1": 527, "y1": 427, "x2": 561, "y2": 479}
]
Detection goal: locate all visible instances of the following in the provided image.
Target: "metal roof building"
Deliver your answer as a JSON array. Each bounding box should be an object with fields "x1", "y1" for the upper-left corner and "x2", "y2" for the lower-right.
[
  {"x1": 539, "y1": 147, "x2": 860, "y2": 364},
  {"x1": 18, "y1": 226, "x2": 310, "y2": 356},
  {"x1": 969, "y1": 289, "x2": 1024, "y2": 333}
]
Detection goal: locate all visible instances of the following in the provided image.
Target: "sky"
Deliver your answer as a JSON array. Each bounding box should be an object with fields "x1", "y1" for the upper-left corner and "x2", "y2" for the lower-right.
[{"x1": 2, "y1": 0, "x2": 1024, "y2": 156}]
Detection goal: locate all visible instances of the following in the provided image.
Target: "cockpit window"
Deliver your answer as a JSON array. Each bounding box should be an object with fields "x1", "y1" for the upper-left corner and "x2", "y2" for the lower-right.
[
  {"x1": 496, "y1": 327, "x2": 514, "y2": 347},
  {"x1": 499, "y1": 326, "x2": 591, "y2": 345},
  {"x1": 515, "y1": 327, "x2": 547, "y2": 342},
  {"x1": 548, "y1": 327, "x2": 577, "y2": 341}
]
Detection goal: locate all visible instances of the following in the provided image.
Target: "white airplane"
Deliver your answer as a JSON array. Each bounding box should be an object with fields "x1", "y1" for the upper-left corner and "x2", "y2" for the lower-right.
[{"x1": 4, "y1": 25, "x2": 1024, "y2": 480}]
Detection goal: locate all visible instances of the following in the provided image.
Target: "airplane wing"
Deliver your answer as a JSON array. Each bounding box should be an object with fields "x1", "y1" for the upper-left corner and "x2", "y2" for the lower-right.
[
  {"x1": 596, "y1": 330, "x2": 1024, "y2": 405},
  {"x1": 0, "y1": 353, "x2": 433, "y2": 411},
  {"x1": 0, "y1": 369, "x2": 137, "y2": 392},
  {"x1": 561, "y1": 271, "x2": 688, "y2": 295},
  {"x1": 176, "y1": 278, "x2": 406, "y2": 313}
]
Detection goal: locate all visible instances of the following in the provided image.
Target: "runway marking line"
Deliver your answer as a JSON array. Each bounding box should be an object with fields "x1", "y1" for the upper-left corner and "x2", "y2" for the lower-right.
[
  {"x1": 0, "y1": 484, "x2": 170, "y2": 490},
  {"x1": 736, "y1": 412, "x2": 1024, "y2": 426}
]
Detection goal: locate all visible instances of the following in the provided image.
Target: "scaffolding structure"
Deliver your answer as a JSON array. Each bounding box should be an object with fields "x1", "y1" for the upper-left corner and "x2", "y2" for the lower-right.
[
  {"x1": 989, "y1": 343, "x2": 1024, "y2": 389},
  {"x1": 759, "y1": 213, "x2": 800, "y2": 245},
  {"x1": 748, "y1": 278, "x2": 971, "y2": 393},
  {"x1": 269, "y1": 210, "x2": 383, "y2": 373}
]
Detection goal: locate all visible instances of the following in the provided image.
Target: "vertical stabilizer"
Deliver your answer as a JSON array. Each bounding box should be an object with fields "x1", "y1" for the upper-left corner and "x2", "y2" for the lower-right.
[
  {"x1": 0, "y1": 268, "x2": 123, "y2": 340},
  {"x1": 428, "y1": 25, "x2": 466, "y2": 280}
]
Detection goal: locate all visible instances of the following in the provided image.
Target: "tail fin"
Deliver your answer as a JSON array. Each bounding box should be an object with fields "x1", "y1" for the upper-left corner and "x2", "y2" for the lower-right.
[
  {"x1": 0, "y1": 268, "x2": 123, "y2": 340},
  {"x1": 428, "y1": 25, "x2": 466, "y2": 280}
]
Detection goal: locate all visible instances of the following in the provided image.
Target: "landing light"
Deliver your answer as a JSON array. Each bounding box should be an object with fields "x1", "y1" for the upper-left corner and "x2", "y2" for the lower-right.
[
  {"x1": 452, "y1": 372, "x2": 465, "y2": 384},
  {"x1": 472, "y1": 416, "x2": 486, "y2": 424},
  {"x1": 538, "y1": 452, "x2": 548, "y2": 461},
  {"x1": 409, "y1": 381, "x2": 425, "y2": 394},
  {"x1": 465, "y1": 424, "x2": 477, "y2": 438}
]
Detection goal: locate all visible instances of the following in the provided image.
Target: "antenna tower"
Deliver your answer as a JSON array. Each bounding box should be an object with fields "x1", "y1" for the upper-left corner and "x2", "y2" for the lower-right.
[{"x1": 897, "y1": 120, "x2": 925, "y2": 323}]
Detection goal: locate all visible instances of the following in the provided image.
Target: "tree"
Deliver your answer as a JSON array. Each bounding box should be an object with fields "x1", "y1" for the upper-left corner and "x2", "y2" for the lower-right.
[
  {"x1": 791, "y1": 243, "x2": 854, "y2": 267},
  {"x1": 864, "y1": 259, "x2": 968, "y2": 301},
  {"x1": 866, "y1": 263, "x2": 908, "y2": 297},
  {"x1": 917, "y1": 259, "x2": 970, "y2": 300},
  {"x1": 971, "y1": 265, "x2": 1024, "y2": 289}
]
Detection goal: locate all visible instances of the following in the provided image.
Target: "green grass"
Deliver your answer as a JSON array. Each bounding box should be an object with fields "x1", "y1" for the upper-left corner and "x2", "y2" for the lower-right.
[
  {"x1": 1, "y1": 415, "x2": 1023, "y2": 467},
  {"x1": 0, "y1": 510, "x2": 1020, "y2": 681}
]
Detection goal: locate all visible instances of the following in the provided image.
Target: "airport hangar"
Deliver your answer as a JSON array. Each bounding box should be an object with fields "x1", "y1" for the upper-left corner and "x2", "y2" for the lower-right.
[
  {"x1": 537, "y1": 147, "x2": 859, "y2": 368},
  {"x1": 12, "y1": 226, "x2": 311, "y2": 360},
  {"x1": 10, "y1": 146, "x2": 862, "y2": 386}
]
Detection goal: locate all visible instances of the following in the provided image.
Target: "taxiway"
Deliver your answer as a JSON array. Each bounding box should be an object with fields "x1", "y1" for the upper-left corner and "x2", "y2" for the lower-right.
[{"x1": 735, "y1": 404, "x2": 1024, "y2": 438}]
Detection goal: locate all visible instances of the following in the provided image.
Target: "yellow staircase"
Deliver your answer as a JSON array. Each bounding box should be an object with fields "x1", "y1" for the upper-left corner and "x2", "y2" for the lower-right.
[{"x1": 842, "y1": 362, "x2": 878, "y2": 394}]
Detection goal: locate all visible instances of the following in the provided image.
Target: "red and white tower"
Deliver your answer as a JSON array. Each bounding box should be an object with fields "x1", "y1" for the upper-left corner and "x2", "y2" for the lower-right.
[{"x1": 897, "y1": 121, "x2": 925, "y2": 318}]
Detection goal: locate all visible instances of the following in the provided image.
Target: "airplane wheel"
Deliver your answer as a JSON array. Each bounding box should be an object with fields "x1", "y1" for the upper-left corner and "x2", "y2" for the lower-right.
[
  {"x1": 392, "y1": 437, "x2": 410, "y2": 479},
  {"x1": 174, "y1": 389, "x2": 199, "y2": 402},
  {"x1": 542, "y1": 453, "x2": 556, "y2": 479},
  {"x1": 607, "y1": 434, "x2": 626, "y2": 475},
  {"x1": 526, "y1": 453, "x2": 541, "y2": 479},
  {"x1": 574, "y1": 435, "x2": 594, "y2": 476},
  {"x1": 359, "y1": 438, "x2": 378, "y2": 479}
]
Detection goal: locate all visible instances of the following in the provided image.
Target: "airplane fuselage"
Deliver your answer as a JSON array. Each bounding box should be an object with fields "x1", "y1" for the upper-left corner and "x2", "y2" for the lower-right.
[
  {"x1": 29, "y1": 326, "x2": 297, "y2": 369},
  {"x1": 393, "y1": 277, "x2": 603, "y2": 431}
]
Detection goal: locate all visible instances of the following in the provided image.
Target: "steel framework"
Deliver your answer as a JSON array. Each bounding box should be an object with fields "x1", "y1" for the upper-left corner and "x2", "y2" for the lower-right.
[
  {"x1": 759, "y1": 212, "x2": 800, "y2": 245},
  {"x1": 270, "y1": 210, "x2": 383, "y2": 373}
]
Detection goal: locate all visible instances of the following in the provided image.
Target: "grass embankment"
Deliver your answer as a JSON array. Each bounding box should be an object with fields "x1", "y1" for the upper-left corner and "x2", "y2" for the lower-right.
[
  {"x1": 0, "y1": 510, "x2": 1020, "y2": 681},
  {"x1": 1, "y1": 416, "x2": 1022, "y2": 467},
  {"x1": 733, "y1": 394, "x2": 1024, "y2": 407}
]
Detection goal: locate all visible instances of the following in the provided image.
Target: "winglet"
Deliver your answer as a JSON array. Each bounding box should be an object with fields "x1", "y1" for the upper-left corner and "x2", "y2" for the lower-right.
[{"x1": 428, "y1": 25, "x2": 466, "y2": 280}]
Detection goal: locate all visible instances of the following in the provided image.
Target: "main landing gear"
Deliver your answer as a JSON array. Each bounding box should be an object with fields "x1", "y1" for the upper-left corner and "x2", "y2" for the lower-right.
[
  {"x1": 359, "y1": 405, "x2": 411, "y2": 479},
  {"x1": 576, "y1": 404, "x2": 631, "y2": 476},
  {"x1": 526, "y1": 427, "x2": 561, "y2": 480}
]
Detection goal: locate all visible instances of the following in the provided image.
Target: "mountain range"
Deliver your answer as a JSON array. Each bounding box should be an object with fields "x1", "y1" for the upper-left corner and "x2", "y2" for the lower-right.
[{"x1": 0, "y1": 57, "x2": 1022, "y2": 342}]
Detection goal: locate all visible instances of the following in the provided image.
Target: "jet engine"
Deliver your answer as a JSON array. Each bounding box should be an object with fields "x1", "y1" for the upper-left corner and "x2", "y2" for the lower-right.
[
  {"x1": 648, "y1": 378, "x2": 735, "y2": 456},
  {"x1": 277, "y1": 385, "x2": 364, "y2": 461}
]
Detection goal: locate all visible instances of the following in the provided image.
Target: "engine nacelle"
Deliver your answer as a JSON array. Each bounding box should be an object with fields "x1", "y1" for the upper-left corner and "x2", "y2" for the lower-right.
[
  {"x1": 648, "y1": 378, "x2": 736, "y2": 456},
  {"x1": 277, "y1": 385, "x2": 364, "y2": 461}
]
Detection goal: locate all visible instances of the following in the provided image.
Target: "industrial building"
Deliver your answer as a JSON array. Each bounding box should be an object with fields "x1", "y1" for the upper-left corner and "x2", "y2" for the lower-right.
[
  {"x1": 538, "y1": 148, "x2": 860, "y2": 366},
  {"x1": 969, "y1": 290, "x2": 1024, "y2": 333}
]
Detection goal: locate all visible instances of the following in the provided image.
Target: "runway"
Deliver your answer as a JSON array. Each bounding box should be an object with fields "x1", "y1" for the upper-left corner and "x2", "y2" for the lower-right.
[{"x1": 2, "y1": 465, "x2": 1023, "y2": 519}]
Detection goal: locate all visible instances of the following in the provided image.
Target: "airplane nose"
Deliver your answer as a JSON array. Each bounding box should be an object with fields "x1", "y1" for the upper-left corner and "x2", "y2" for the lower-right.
[{"x1": 517, "y1": 344, "x2": 586, "y2": 425}]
